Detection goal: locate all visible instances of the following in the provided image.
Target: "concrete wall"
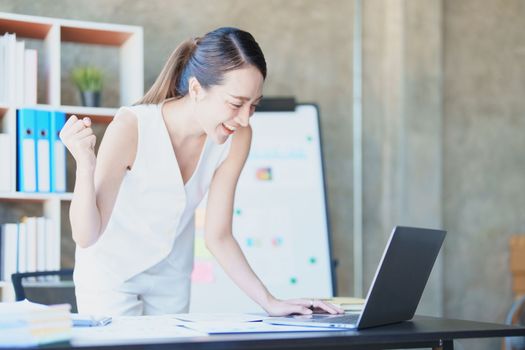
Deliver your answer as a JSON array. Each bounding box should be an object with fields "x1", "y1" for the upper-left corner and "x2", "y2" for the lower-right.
[
  {"x1": 362, "y1": 0, "x2": 444, "y2": 316},
  {"x1": 443, "y1": 0, "x2": 525, "y2": 348}
]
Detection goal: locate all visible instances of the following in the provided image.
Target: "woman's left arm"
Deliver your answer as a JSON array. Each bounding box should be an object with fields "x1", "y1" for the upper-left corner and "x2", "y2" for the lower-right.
[{"x1": 204, "y1": 126, "x2": 343, "y2": 316}]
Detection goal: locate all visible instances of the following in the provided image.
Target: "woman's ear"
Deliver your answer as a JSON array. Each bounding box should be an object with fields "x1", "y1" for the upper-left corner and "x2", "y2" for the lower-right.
[{"x1": 188, "y1": 77, "x2": 205, "y2": 102}]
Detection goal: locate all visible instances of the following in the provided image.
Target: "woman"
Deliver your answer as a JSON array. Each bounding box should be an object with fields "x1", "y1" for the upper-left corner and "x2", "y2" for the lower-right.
[{"x1": 60, "y1": 27, "x2": 343, "y2": 316}]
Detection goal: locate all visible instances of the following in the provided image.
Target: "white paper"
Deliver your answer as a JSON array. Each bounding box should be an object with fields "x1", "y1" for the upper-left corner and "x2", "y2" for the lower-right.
[
  {"x1": 181, "y1": 320, "x2": 344, "y2": 334},
  {"x1": 71, "y1": 316, "x2": 204, "y2": 346},
  {"x1": 173, "y1": 313, "x2": 268, "y2": 323}
]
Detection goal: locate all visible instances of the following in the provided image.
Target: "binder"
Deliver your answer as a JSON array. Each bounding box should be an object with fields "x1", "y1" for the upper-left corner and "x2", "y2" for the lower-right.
[
  {"x1": 1, "y1": 224, "x2": 18, "y2": 281},
  {"x1": 17, "y1": 109, "x2": 37, "y2": 192},
  {"x1": 0, "y1": 134, "x2": 11, "y2": 192},
  {"x1": 49, "y1": 111, "x2": 66, "y2": 192},
  {"x1": 25, "y1": 217, "x2": 37, "y2": 272},
  {"x1": 36, "y1": 110, "x2": 51, "y2": 192},
  {"x1": 45, "y1": 218, "x2": 59, "y2": 271},
  {"x1": 0, "y1": 35, "x2": 6, "y2": 102},
  {"x1": 36, "y1": 217, "x2": 47, "y2": 272},
  {"x1": 24, "y1": 49, "x2": 38, "y2": 105},
  {"x1": 4, "y1": 34, "x2": 16, "y2": 104},
  {"x1": 17, "y1": 221, "x2": 27, "y2": 273},
  {"x1": 15, "y1": 40, "x2": 25, "y2": 106}
]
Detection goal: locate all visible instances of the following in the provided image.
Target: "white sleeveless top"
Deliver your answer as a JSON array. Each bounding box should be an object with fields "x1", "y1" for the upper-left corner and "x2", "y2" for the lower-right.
[{"x1": 74, "y1": 102, "x2": 232, "y2": 289}]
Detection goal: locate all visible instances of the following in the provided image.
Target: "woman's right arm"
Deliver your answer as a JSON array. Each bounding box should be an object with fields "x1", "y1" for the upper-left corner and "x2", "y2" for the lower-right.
[{"x1": 60, "y1": 108, "x2": 137, "y2": 248}]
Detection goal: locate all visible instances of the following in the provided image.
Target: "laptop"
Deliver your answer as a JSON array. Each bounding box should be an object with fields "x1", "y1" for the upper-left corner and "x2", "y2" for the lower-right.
[{"x1": 266, "y1": 226, "x2": 446, "y2": 330}]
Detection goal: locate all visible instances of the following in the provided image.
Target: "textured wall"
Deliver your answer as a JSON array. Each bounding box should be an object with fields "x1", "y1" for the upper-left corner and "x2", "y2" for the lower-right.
[
  {"x1": 443, "y1": 0, "x2": 525, "y2": 349},
  {"x1": 0, "y1": 0, "x2": 355, "y2": 294},
  {"x1": 362, "y1": 0, "x2": 444, "y2": 316}
]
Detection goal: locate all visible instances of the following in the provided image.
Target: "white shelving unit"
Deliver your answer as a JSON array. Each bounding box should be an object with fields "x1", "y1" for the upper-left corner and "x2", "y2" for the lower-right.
[{"x1": 0, "y1": 12, "x2": 143, "y2": 301}]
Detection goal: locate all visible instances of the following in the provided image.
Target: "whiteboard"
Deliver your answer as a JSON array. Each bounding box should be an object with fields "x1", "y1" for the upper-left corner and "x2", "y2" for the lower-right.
[{"x1": 190, "y1": 104, "x2": 334, "y2": 313}]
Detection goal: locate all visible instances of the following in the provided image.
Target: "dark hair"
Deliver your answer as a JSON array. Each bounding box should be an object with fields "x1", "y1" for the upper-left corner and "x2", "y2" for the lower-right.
[{"x1": 136, "y1": 27, "x2": 266, "y2": 105}]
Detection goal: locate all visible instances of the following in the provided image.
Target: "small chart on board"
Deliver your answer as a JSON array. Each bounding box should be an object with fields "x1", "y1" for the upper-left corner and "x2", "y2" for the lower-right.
[{"x1": 190, "y1": 103, "x2": 334, "y2": 313}]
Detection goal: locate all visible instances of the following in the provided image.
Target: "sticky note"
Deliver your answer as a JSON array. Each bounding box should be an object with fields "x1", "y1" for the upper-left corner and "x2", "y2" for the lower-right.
[
  {"x1": 195, "y1": 236, "x2": 213, "y2": 258},
  {"x1": 195, "y1": 207, "x2": 206, "y2": 230},
  {"x1": 191, "y1": 261, "x2": 214, "y2": 283},
  {"x1": 272, "y1": 237, "x2": 283, "y2": 247},
  {"x1": 256, "y1": 167, "x2": 272, "y2": 181}
]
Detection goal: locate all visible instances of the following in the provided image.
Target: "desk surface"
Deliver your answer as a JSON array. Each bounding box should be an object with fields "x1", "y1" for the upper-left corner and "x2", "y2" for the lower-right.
[{"x1": 49, "y1": 315, "x2": 525, "y2": 350}]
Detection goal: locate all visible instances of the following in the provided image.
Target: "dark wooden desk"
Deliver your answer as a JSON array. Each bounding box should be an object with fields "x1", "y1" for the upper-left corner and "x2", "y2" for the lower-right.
[{"x1": 48, "y1": 315, "x2": 525, "y2": 350}]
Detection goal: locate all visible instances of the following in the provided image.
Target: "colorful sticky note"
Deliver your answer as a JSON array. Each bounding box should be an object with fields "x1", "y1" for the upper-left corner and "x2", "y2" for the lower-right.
[
  {"x1": 290, "y1": 277, "x2": 297, "y2": 285},
  {"x1": 272, "y1": 237, "x2": 283, "y2": 247},
  {"x1": 195, "y1": 236, "x2": 213, "y2": 259},
  {"x1": 195, "y1": 207, "x2": 206, "y2": 230},
  {"x1": 191, "y1": 261, "x2": 214, "y2": 284},
  {"x1": 309, "y1": 257, "x2": 317, "y2": 264},
  {"x1": 256, "y1": 167, "x2": 272, "y2": 181}
]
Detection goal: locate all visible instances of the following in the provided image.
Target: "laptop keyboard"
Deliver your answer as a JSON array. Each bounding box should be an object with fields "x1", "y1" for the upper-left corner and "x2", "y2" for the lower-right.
[{"x1": 310, "y1": 313, "x2": 360, "y2": 324}]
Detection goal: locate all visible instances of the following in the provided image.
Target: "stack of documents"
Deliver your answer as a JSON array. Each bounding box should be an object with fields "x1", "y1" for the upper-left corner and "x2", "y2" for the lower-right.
[{"x1": 0, "y1": 300, "x2": 72, "y2": 348}]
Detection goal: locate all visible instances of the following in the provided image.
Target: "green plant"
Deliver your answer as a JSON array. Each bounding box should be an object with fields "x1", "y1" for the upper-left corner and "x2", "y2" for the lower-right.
[{"x1": 71, "y1": 66, "x2": 103, "y2": 92}]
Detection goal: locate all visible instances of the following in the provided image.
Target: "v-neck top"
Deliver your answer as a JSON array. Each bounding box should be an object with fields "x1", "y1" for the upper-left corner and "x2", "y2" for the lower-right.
[
  {"x1": 74, "y1": 103, "x2": 232, "y2": 289},
  {"x1": 159, "y1": 98, "x2": 208, "y2": 188}
]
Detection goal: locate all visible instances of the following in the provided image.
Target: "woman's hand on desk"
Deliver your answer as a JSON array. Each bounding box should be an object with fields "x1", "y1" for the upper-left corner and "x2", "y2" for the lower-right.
[{"x1": 265, "y1": 298, "x2": 344, "y2": 316}]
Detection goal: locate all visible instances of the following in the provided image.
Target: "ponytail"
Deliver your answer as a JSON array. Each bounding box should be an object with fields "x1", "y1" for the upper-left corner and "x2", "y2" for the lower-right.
[
  {"x1": 134, "y1": 38, "x2": 197, "y2": 105},
  {"x1": 135, "y1": 27, "x2": 266, "y2": 106}
]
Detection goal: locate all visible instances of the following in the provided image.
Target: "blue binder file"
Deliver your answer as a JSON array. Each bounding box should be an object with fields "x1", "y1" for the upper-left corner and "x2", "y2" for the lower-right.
[
  {"x1": 50, "y1": 111, "x2": 66, "y2": 193},
  {"x1": 17, "y1": 109, "x2": 37, "y2": 192},
  {"x1": 36, "y1": 110, "x2": 51, "y2": 192}
]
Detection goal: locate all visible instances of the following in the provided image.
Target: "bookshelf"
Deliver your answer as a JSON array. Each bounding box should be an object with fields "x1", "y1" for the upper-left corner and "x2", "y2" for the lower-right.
[{"x1": 0, "y1": 12, "x2": 143, "y2": 301}]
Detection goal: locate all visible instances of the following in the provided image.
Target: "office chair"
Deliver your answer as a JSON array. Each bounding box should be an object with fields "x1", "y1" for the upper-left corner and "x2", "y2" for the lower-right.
[
  {"x1": 11, "y1": 269, "x2": 77, "y2": 313},
  {"x1": 505, "y1": 294, "x2": 525, "y2": 350}
]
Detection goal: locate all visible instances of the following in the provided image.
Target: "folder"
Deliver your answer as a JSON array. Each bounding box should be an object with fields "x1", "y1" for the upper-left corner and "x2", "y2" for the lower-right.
[
  {"x1": 35, "y1": 110, "x2": 51, "y2": 192},
  {"x1": 17, "y1": 109, "x2": 37, "y2": 192},
  {"x1": 49, "y1": 111, "x2": 66, "y2": 193}
]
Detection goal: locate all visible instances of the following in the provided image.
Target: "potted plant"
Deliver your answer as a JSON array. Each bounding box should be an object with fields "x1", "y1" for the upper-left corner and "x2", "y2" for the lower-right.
[{"x1": 71, "y1": 66, "x2": 103, "y2": 107}]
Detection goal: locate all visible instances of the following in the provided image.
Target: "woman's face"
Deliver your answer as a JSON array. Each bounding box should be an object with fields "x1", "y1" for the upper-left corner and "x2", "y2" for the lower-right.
[{"x1": 194, "y1": 65, "x2": 264, "y2": 144}]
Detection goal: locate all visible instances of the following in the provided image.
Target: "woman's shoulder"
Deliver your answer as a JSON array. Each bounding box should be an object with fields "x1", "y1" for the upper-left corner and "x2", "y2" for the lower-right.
[
  {"x1": 105, "y1": 107, "x2": 139, "y2": 140},
  {"x1": 118, "y1": 103, "x2": 159, "y2": 119}
]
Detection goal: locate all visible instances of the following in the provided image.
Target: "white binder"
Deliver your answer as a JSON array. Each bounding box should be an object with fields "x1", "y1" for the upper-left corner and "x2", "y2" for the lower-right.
[
  {"x1": 0, "y1": 134, "x2": 11, "y2": 192},
  {"x1": 36, "y1": 217, "x2": 47, "y2": 272}
]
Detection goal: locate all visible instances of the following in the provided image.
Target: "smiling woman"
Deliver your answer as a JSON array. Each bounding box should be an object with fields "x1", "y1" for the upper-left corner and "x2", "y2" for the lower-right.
[{"x1": 59, "y1": 27, "x2": 343, "y2": 318}]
